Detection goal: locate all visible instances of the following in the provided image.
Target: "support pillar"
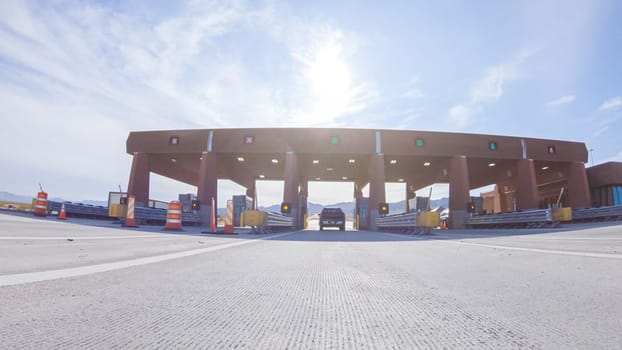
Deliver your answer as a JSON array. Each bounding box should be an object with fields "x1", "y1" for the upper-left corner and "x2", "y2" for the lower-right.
[
  {"x1": 127, "y1": 153, "x2": 150, "y2": 207},
  {"x1": 497, "y1": 183, "x2": 512, "y2": 212},
  {"x1": 197, "y1": 152, "x2": 218, "y2": 227},
  {"x1": 246, "y1": 186, "x2": 257, "y2": 210},
  {"x1": 353, "y1": 182, "x2": 367, "y2": 230},
  {"x1": 567, "y1": 161, "x2": 591, "y2": 208},
  {"x1": 449, "y1": 155, "x2": 470, "y2": 229},
  {"x1": 515, "y1": 159, "x2": 539, "y2": 210},
  {"x1": 368, "y1": 154, "x2": 386, "y2": 231},
  {"x1": 283, "y1": 152, "x2": 300, "y2": 229},
  {"x1": 405, "y1": 182, "x2": 416, "y2": 213}
]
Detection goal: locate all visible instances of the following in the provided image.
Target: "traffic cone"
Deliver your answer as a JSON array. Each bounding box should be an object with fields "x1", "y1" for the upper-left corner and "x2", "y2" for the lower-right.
[
  {"x1": 440, "y1": 221, "x2": 447, "y2": 230},
  {"x1": 58, "y1": 202, "x2": 67, "y2": 220}
]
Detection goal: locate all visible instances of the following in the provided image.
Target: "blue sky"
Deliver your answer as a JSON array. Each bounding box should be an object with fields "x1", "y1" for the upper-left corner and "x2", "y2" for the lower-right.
[{"x1": 1, "y1": 0, "x2": 621, "y2": 206}]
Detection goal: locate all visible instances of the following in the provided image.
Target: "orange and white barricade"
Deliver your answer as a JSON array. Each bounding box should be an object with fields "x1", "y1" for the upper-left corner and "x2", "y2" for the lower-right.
[
  {"x1": 224, "y1": 200, "x2": 234, "y2": 234},
  {"x1": 164, "y1": 201, "x2": 182, "y2": 230},
  {"x1": 34, "y1": 191, "x2": 48, "y2": 217},
  {"x1": 125, "y1": 195, "x2": 138, "y2": 227}
]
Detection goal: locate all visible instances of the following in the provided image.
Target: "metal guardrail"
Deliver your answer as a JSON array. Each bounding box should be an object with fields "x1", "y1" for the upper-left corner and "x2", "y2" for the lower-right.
[
  {"x1": 242, "y1": 210, "x2": 295, "y2": 234},
  {"x1": 376, "y1": 211, "x2": 440, "y2": 234},
  {"x1": 467, "y1": 209, "x2": 554, "y2": 228},
  {"x1": 47, "y1": 201, "x2": 200, "y2": 225},
  {"x1": 572, "y1": 206, "x2": 622, "y2": 221},
  {"x1": 265, "y1": 211, "x2": 295, "y2": 227}
]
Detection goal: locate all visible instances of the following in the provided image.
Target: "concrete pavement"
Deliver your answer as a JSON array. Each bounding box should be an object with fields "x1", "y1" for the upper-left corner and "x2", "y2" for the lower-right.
[{"x1": 1, "y1": 212, "x2": 621, "y2": 349}]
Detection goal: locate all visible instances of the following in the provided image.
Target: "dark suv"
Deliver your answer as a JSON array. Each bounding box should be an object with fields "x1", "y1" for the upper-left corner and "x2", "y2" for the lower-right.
[{"x1": 319, "y1": 208, "x2": 346, "y2": 231}]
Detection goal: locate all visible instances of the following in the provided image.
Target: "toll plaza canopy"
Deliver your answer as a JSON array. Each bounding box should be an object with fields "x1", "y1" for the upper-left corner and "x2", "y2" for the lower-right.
[{"x1": 126, "y1": 128, "x2": 592, "y2": 229}]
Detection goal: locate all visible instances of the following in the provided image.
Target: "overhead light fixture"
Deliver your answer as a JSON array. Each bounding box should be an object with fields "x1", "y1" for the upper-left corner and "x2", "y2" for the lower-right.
[
  {"x1": 315, "y1": 177, "x2": 321, "y2": 181},
  {"x1": 488, "y1": 163, "x2": 496, "y2": 167},
  {"x1": 542, "y1": 166, "x2": 549, "y2": 170},
  {"x1": 271, "y1": 159, "x2": 279, "y2": 164},
  {"x1": 199, "y1": 157, "x2": 203, "y2": 160},
  {"x1": 349, "y1": 159, "x2": 356, "y2": 163},
  {"x1": 390, "y1": 160, "x2": 397, "y2": 164},
  {"x1": 259, "y1": 174, "x2": 265, "y2": 179},
  {"x1": 342, "y1": 176, "x2": 348, "y2": 180},
  {"x1": 171, "y1": 158, "x2": 177, "y2": 163},
  {"x1": 423, "y1": 162, "x2": 431, "y2": 166},
  {"x1": 398, "y1": 178, "x2": 404, "y2": 182},
  {"x1": 313, "y1": 160, "x2": 319, "y2": 164},
  {"x1": 237, "y1": 157, "x2": 245, "y2": 162},
  {"x1": 326, "y1": 167, "x2": 333, "y2": 171}
]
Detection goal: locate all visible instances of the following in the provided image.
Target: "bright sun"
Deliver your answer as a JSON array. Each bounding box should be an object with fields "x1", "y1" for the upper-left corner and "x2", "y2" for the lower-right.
[{"x1": 303, "y1": 41, "x2": 353, "y2": 121}]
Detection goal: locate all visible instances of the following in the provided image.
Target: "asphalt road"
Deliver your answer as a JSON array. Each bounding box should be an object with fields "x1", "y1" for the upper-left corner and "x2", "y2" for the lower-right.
[{"x1": 1, "y1": 212, "x2": 621, "y2": 349}]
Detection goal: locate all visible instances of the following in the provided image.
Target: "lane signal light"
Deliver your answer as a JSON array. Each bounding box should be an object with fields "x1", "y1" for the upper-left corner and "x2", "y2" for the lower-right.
[
  {"x1": 379, "y1": 202, "x2": 389, "y2": 215},
  {"x1": 192, "y1": 200, "x2": 200, "y2": 210},
  {"x1": 547, "y1": 145, "x2": 556, "y2": 154},
  {"x1": 488, "y1": 141, "x2": 498, "y2": 151},
  {"x1": 467, "y1": 202, "x2": 476, "y2": 213},
  {"x1": 281, "y1": 202, "x2": 291, "y2": 214},
  {"x1": 415, "y1": 138, "x2": 424, "y2": 147}
]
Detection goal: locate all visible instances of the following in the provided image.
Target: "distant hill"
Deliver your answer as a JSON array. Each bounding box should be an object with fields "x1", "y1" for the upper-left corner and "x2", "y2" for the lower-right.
[
  {"x1": 0, "y1": 191, "x2": 107, "y2": 206},
  {"x1": 0, "y1": 191, "x2": 33, "y2": 204},
  {"x1": 259, "y1": 197, "x2": 449, "y2": 215}
]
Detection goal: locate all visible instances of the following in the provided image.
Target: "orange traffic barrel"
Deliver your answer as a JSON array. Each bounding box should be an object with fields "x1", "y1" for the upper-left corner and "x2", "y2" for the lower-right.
[
  {"x1": 164, "y1": 201, "x2": 182, "y2": 230},
  {"x1": 34, "y1": 191, "x2": 48, "y2": 217}
]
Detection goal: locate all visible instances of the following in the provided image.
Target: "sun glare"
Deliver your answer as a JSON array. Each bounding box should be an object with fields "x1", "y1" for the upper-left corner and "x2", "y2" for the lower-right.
[
  {"x1": 300, "y1": 40, "x2": 353, "y2": 122},
  {"x1": 308, "y1": 44, "x2": 351, "y2": 97}
]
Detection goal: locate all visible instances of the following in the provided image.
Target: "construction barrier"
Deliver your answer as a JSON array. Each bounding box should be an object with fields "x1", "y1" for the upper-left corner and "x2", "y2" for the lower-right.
[
  {"x1": 164, "y1": 201, "x2": 182, "y2": 230},
  {"x1": 124, "y1": 195, "x2": 138, "y2": 227},
  {"x1": 224, "y1": 200, "x2": 234, "y2": 234},
  {"x1": 58, "y1": 202, "x2": 66, "y2": 220},
  {"x1": 34, "y1": 191, "x2": 48, "y2": 217}
]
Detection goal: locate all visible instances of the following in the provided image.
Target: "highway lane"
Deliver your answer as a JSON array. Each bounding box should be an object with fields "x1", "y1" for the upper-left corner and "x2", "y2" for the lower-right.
[{"x1": 1, "y1": 213, "x2": 621, "y2": 349}]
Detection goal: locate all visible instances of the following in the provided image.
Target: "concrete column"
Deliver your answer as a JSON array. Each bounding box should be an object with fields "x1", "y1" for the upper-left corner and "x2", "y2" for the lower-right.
[
  {"x1": 127, "y1": 153, "x2": 150, "y2": 207},
  {"x1": 197, "y1": 152, "x2": 218, "y2": 227},
  {"x1": 283, "y1": 152, "x2": 300, "y2": 228},
  {"x1": 246, "y1": 186, "x2": 257, "y2": 210},
  {"x1": 449, "y1": 155, "x2": 470, "y2": 229},
  {"x1": 368, "y1": 154, "x2": 386, "y2": 231},
  {"x1": 515, "y1": 159, "x2": 539, "y2": 210},
  {"x1": 405, "y1": 182, "x2": 416, "y2": 213},
  {"x1": 567, "y1": 161, "x2": 591, "y2": 208}
]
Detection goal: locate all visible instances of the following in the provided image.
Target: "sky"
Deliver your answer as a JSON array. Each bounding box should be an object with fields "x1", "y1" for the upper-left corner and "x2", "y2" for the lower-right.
[{"x1": 1, "y1": 0, "x2": 621, "y2": 207}]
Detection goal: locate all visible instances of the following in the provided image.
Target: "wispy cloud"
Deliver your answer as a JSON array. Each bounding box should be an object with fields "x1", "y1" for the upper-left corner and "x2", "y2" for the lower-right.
[
  {"x1": 598, "y1": 96, "x2": 622, "y2": 111},
  {"x1": 401, "y1": 74, "x2": 425, "y2": 99},
  {"x1": 447, "y1": 50, "x2": 533, "y2": 129},
  {"x1": 448, "y1": 104, "x2": 473, "y2": 129},
  {"x1": 547, "y1": 95, "x2": 575, "y2": 106}
]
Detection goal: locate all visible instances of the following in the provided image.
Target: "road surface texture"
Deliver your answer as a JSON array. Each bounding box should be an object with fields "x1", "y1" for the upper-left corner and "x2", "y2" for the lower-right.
[{"x1": 1, "y1": 212, "x2": 621, "y2": 349}]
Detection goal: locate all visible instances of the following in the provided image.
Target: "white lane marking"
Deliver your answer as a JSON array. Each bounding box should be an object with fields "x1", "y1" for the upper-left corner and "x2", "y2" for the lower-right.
[
  {"x1": 445, "y1": 241, "x2": 622, "y2": 260},
  {"x1": 0, "y1": 231, "x2": 296, "y2": 287},
  {"x1": 537, "y1": 237, "x2": 622, "y2": 240},
  {"x1": 0, "y1": 235, "x2": 167, "y2": 240}
]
